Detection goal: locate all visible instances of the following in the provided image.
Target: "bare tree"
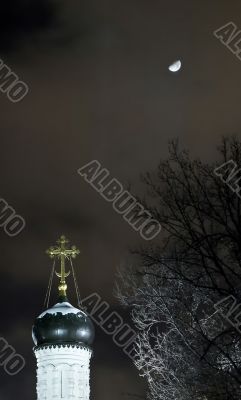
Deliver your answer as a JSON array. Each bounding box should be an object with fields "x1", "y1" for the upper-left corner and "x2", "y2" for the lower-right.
[{"x1": 117, "y1": 137, "x2": 241, "y2": 400}]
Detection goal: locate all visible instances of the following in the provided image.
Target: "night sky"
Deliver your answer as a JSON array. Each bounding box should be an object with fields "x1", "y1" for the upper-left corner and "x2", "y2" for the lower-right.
[{"x1": 1, "y1": 0, "x2": 241, "y2": 399}]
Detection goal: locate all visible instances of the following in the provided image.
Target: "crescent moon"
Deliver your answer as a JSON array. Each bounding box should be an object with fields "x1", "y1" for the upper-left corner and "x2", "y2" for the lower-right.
[
  {"x1": 55, "y1": 271, "x2": 71, "y2": 278},
  {"x1": 168, "y1": 60, "x2": 182, "y2": 72}
]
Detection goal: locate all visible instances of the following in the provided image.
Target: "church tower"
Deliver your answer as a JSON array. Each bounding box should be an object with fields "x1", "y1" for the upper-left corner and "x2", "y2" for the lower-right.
[{"x1": 32, "y1": 236, "x2": 95, "y2": 400}]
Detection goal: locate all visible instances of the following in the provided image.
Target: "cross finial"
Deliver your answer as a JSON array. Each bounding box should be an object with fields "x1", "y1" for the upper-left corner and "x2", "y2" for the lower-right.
[{"x1": 46, "y1": 235, "x2": 80, "y2": 297}]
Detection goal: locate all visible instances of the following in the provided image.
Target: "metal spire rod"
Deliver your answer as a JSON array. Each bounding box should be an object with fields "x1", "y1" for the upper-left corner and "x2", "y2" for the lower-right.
[{"x1": 44, "y1": 258, "x2": 56, "y2": 308}]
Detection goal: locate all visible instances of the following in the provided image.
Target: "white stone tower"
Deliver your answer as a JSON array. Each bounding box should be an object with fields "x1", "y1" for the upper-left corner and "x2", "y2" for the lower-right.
[{"x1": 32, "y1": 236, "x2": 95, "y2": 400}]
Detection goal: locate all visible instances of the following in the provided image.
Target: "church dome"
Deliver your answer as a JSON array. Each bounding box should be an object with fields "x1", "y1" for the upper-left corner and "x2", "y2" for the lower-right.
[{"x1": 32, "y1": 298, "x2": 95, "y2": 347}]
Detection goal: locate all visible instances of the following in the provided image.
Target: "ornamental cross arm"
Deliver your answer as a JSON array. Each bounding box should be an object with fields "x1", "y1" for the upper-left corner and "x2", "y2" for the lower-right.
[{"x1": 46, "y1": 235, "x2": 80, "y2": 259}]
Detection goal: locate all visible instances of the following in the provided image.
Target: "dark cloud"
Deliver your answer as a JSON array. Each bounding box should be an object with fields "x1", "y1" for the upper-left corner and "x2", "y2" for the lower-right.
[{"x1": 0, "y1": 0, "x2": 58, "y2": 51}]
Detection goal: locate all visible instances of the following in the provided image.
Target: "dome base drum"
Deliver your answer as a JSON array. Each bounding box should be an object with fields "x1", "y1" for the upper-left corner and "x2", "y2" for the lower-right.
[{"x1": 35, "y1": 345, "x2": 92, "y2": 400}]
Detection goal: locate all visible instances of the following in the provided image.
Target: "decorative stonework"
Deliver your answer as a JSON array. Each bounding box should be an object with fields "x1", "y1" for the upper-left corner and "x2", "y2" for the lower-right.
[{"x1": 34, "y1": 345, "x2": 92, "y2": 399}]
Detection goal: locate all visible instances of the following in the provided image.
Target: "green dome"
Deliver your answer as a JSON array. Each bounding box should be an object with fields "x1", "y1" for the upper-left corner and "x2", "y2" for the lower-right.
[{"x1": 32, "y1": 298, "x2": 95, "y2": 348}]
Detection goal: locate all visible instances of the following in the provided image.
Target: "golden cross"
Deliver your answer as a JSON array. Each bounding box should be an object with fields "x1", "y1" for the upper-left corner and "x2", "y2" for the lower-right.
[{"x1": 46, "y1": 235, "x2": 80, "y2": 297}]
